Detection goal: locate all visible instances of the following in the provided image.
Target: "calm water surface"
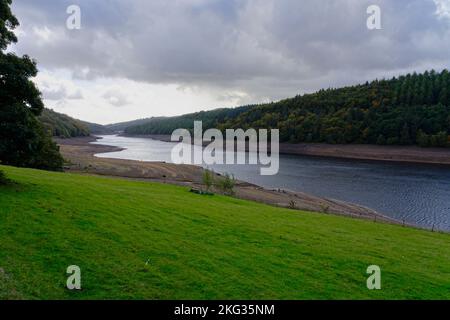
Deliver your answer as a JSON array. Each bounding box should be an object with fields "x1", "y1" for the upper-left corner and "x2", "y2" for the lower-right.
[{"x1": 93, "y1": 135, "x2": 450, "y2": 231}]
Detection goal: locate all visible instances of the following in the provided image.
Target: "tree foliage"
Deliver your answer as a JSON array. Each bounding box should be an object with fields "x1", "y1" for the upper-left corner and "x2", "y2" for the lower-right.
[
  {"x1": 202, "y1": 169, "x2": 215, "y2": 192},
  {"x1": 0, "y1": 0, "x2": 63, "y2": 170},
  {"x1": 217, "y1": 173, "x2": 236, "y2": 195},
  {"x1": 0, "y1": 0, "x2": 18, "y2": 51},
  {"x1": 125, "y1": 70, "x2": 450, "y2": 148},
  {"x1": 39, "y1": 108, "x2": 90, "y2": 138},
  {"x1": 124, "y1": 106, "x2": 253, "y2": 135}
]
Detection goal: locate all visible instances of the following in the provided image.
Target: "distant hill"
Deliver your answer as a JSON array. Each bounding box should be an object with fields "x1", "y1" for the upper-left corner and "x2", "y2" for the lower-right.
[
  {"x1": 78, "y1": 118, "x2": 160, "y2": 134},
  {"x1": 79, "y1": 120, "x2": 110, "y2": 135},
  {"x1": 104, "y1": 118, "x2": 159, "y2": 133},
  {"x1": 124, "y1": 106, "x2": 253, "y2": 135},
  {"x1": 39, "y1": 109, "x2": 90, "y2": 138},
  {"x1": 38, "y1": 110, "x2": 162, "y2": 137},
  {"x1": 124, "y1": 70, "x2": 450, "y2": 148}
]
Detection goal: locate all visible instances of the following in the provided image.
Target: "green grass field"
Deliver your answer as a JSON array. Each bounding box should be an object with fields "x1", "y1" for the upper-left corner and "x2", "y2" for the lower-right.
[{"x1": 0, "y1": 165, "x2": 449, "y2": 300}]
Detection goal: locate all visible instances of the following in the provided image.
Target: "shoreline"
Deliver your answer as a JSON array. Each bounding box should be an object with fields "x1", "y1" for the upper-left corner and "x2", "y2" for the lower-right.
[
  {"x1": 120, "y1": 133, "x2": 450, "y2": 166},
  {"x1": 55, "y1": 136, "x2": 405, "y2": 228}
]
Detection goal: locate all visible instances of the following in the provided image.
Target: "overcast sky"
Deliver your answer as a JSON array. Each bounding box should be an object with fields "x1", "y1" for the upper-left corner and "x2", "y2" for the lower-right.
[{"x1": 9, "y1": 0, "x2": 450, "y2": 124}]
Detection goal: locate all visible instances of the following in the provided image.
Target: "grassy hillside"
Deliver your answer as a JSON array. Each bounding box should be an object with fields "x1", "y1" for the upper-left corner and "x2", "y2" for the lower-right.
[
  {"x1": 125, "y1": 70, "x2": 450, "y2": 147},
  {"x1": 0, "y1": 165, "x2": 449, "y2": 300},
  {"x1": 39, "y1": 109, "x2": 90, "y2": 138}
]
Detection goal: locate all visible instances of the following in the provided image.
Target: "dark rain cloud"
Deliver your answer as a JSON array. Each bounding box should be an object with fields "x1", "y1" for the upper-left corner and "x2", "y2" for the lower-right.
[{"x1": 10, "y1": 0, "x2": 450, "y2": 102}]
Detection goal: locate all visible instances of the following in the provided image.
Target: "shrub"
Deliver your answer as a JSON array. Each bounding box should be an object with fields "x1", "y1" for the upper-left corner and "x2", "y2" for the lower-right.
[
  {"x1": 288, "y1": 200, "x2": 297, "y2": 209},
  {"x1": 202, "y1": 169, "x2": 214, "y2": 192},
  {"x1": 217, "y1": 173, "x2": 236, "y2": 195},
  {"x1": 417, "y1": 130, "x2": 430, "y2": 148},
  {"x1": 376, "y1": 134, "x2": 386, "y2": 145}
]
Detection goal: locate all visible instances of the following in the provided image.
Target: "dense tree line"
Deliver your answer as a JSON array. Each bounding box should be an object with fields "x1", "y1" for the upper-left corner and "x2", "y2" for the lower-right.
[
  {"x1": 125, "y1": 70, "x2": 450, "y2": 148},
  {"x1": 80, "y1": 120, "x2": 110, "y2": 134},
  {"x1": 105, "y1": 118, "x2": 158, "y2": 133},
  {"x1": 39, "y1": 108, "x2": 90, "y2": 138},
  {"x1": 0, "y1": 0, "x2": 63, "y2": 172},
  {"x1": 124, "y1": 106, "x2": 253, "y2": 135}
]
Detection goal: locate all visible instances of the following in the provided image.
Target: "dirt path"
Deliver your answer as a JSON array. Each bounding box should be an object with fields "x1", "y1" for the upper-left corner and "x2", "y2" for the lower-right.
[{"x1": 57, "y1": 136, "x2": 401, "y2": 225}]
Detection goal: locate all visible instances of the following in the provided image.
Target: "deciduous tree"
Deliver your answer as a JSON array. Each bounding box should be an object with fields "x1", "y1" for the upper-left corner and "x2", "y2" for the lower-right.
[{"x1": 0, "y1": 0, "x2": 63, "y2": 171}]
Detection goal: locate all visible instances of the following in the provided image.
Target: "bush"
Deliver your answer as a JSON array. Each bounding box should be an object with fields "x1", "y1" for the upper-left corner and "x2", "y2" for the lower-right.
[
  {"x1": 432, "y1": 131, "x2": 449, "y2": 147},
  {"x1": 386, "y1": 137, "x2": 399, "y2": 145},
  {"x1": 202, "y1": 169, "x2": 214, "y2": 192},
  {"x1": 417, "y1": 130, "x2": 430, "y2": 148},
  {"x1": 0, "y1": 170, "x2": 9, "y2": 185},
  {"x1": 376, "y1": 134, "x2": 386, "y2": 145},
  {"x1": 417, "y1": 130, "x2": 449, "y2": 148},
  {"x1": 217, "y1": 173, "x2": 236, "y2": 195}
]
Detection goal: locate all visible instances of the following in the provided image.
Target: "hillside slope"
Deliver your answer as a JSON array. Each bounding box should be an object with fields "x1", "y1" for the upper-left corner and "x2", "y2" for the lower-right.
[
  {"x1": 0, "y1": 165, "x2": 449, "y2": 299},
  {"x1": 39, "y1": 109, "x2": 90, "y2": 138},
  {"x1": 124, "y1": 106, "x2": 252, "y2": 135},
  {"x1": 79, "y1": 120, "x2": 109, "y2": 135},
  {"x1": 125, "y1": 70, "x2": 450, "y2": 147},
  {"x1": 105, "y1": 118, "x2": 160, "y2": 133}
]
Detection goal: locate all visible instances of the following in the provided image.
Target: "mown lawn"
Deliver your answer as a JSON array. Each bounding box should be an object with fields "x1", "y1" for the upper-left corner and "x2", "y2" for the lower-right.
[{"x1": 0, "y1": 165, "x2": 449, "y2": 300}]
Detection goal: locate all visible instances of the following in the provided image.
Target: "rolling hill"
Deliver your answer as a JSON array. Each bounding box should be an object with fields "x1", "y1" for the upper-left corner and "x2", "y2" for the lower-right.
[
  {"x1": 39, "y1": 109, "x2": 90, "y2": 138},
  {"x1": 0, "y1": 165, "x2": 449, "y2": 299},
  {"x1": 80, "y1": 118, "x2": 161, "y2": 135},
  {"x1": 124, "y1": 106, "x2": 252, "y2": 136},
  {"x1": 78, "y1": 120, "x2": 110, "y2": 135},
  {"x1": 103, "y1": 118, "x2": 157, "y2": 133}
]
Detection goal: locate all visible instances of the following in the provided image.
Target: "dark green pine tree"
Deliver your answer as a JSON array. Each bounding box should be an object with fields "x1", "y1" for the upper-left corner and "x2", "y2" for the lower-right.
[
  {"x1": 400, "y1": 123, "x2": 412, "y2": 145},
  {"x1": 439, "y1": 86, "x2": 448, "y2": 106},
  {"x1": 439, "y1": 70, "x2": 449, "y2": 106},
  {"x1": 0, "y1": 0, "x2": 63, "y2": 171},
  {"x1": 424, "y1": 79, "x2": 433, "y2": 105},
  {"x1": 433, "y1": 73, "x2": 441, "y2": 103},
  {"x1": 412, "y1": 78, "x2": 423, "y2": 105}
]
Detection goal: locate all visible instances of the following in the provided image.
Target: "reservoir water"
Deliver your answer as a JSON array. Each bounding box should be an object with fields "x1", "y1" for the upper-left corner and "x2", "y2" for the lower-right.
[{"x1": 93, "y1": 135, "x2": 450, "y2": 232}]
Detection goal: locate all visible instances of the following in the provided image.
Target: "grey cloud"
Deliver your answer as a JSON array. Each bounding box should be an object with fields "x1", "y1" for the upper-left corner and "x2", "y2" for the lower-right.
[
  {"x1": 41, "y1": 85, "x2": 83, "y2": 101},
  {"x1": 11, "y1": 0, "x2": 450, "y2": 101},
  {"x1": 102, "y1": 90, "x2": 130, "y2": 107}
]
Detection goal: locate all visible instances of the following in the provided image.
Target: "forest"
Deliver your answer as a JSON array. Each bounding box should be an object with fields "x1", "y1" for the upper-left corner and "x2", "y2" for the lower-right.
[
  {"x1": 39, "y1": 108, "x2": 90, "y2": 138},
  {"x1": 125, "y1": 70, "x2": 450, "y2": 148},
  {"x1": 124, "y1": 106, "x2": 253, "y2": 136}
]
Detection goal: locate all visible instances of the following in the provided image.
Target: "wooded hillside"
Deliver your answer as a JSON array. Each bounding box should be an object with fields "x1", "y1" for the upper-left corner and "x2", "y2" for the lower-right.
[{"x1": 125, "y1": 70, "x2": 450, "y2": 147}]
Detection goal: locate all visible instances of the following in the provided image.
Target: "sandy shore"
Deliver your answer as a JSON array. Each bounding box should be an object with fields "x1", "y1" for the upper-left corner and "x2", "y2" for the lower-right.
[
  {"x1": 123, "y1": 133, "x2": 450, "y2": 166},
  {"x1": 56, "y1": 136, "x2": 401, "y2": 225}
]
